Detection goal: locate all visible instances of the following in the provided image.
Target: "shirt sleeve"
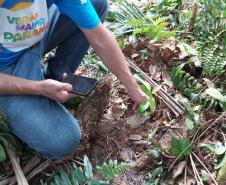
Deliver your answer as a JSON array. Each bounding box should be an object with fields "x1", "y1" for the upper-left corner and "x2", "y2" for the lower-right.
[{"x1": 53, "y1": 0, "x2": 101, "y2": 29}]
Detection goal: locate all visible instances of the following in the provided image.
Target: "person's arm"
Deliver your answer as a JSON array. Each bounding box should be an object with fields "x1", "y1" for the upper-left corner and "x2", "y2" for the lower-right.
[
  {"x1": 82, "y1": 24, "x2": 148, "y2": 105},
  {"x1": 0, "y1": 73, "x2": 75, "y2": 102}
]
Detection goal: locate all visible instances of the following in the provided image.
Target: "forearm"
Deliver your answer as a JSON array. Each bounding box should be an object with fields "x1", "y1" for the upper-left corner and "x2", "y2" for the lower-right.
[
  {"x1": 0, "y1": 73, "x2": 39, "y2": 95},
  {"x1": 83, "y1": 25, "x2": 139, "y2": 92}
]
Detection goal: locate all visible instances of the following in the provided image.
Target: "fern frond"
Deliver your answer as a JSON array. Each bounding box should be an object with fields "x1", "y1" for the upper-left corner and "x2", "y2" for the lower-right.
[
  {"x1": 96, "y1": 160, "x2": 128, "y2": 181},
  {"x1": 171, "y1": 67, "x2": 226, "y2": 111},
  {"x1": 108, "y1": 1, "x2": 175, "y2": 41},
  {"x1": 0, "y1": 113, "x2": 17, "y2": 162},
  {"x1": 41, "y1": 156, "x2": 109, "y2": 185}
]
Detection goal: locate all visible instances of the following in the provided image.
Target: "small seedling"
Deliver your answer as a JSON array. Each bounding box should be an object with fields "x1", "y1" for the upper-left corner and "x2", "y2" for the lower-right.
[{"x1": 134, "y1": 74, "x2": 161, "y2": 115}]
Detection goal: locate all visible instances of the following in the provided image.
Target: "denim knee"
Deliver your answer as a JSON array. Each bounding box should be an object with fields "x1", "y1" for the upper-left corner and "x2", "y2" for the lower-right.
[
  {"x1": 91, "y1": 0, "x2": 109, "y2": 22},
  {"x1": 44, "y1": 119, "x2": 81, "y2": 160}
]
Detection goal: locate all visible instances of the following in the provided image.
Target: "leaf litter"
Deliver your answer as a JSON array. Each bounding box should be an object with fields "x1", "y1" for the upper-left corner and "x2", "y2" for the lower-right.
[{"x1": 1, "y1": 1, "x2": 226, "y2": 184}]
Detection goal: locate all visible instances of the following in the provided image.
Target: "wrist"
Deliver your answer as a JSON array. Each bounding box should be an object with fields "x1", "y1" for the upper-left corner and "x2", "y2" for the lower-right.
[{"x1": 32, "y1": 81, "x2": 43, "y2": 96}]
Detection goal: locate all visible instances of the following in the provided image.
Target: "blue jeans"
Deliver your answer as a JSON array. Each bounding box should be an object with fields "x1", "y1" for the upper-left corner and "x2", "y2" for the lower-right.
[{"x1": 0, "y1": 0, "x2": 108, "y2": 159}]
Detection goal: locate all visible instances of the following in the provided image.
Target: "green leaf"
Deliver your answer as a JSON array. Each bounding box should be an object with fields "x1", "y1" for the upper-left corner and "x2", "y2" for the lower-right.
[
  {"x1": 70, "y1": 169, "x2": 79, "y2": 185},
  {"x1": 134, "y1": 74, "x2": 151, "y2": 92},
  {"x1": 200, "y1": 143, "x2": 226, "y2": 155},
  {"x1": 150, "y1": 167, "x2": 163, "y2": 179},
  {"x1": 74, "y1": 167, "x2": 87, "y2": 184},
  {"x1": 139, "y1": 84, "x2": 152, "y2": 96},
  {"x1": 146, "y1": 149, "x2": 160, "y2": 158},
  {"x1": 186, "y1": 117, "x2": 194, "y2": 131},
  {"x1": 148, "y1": 128, "x2": 158, "y2": 142},
  {"x1": 215, "y1": 143, "x2": 226, "y2": 155},
  {"x1": 215, "y1": 152, "x2": 226, "y2": 170},
  {"x1": 0, "y1": 145, "x2": 6, "y2": 162},
  {"x1": 199, "y1": 143, "x2": 215, "y2": 153},
  {"x1": 0, "y1": 133, "x2": 17, "y2": 147},
  {"x1": 217, "y1": 153, "x2": 226, "y2": 182},
  {"x1": 53, "y1": 175, "x2": 62, "y2": 185},
  {"x1": 90, "y1": 180, "x2": 109, "y2": 185},
  {"x1": 152, "y1": 85, "x2": 162, "y2": 95},
  {"x1": 205, "y1": 88, "x2": 225, "y2": 102},
  {"x1": 138, "y1": 100, "x2": 150, "y2": 113},
  {"x1": 96, "y1": 160, "x2": 128, "y2": 180},
  {"x1": 84, "y1": 155, "x2": 93, "y2": 179},
  {"x1": 117, "y1": 36, "x2": 125, "y2": 49},
  {"x1": 170, "y1": 136, "x2": 192, "y2": 159},
  {"x1": 182, "y1": 43, "x2": 197, "y2": 55},
  {"x1": 59, "y1": 169, "x2": 73, "y2": 185},
  {"x1": 149, "y1": 96, "x2": 156, "y2": 112},
  {"x1": 96, "y1": 60, "x2": 108, "y2": 72}
]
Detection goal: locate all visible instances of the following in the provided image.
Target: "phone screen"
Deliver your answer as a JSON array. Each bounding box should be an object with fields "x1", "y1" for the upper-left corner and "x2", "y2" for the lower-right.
[{"x1": 62, "y1": 74, "x2": 98, "y2": 96}]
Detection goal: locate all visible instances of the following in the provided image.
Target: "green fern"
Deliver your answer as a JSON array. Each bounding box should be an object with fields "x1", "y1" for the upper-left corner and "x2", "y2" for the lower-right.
[
  {"x1": 193, "y1": 0, "x2": 226, "y2": 75},
  {"x1": 171, "y1": 67, "x2": 226, "y2": 111},
  {"x1": 41, "y1": 155, "x2": 109, "y2": 185},
  {"x1": 131, "y1": 19, "x2": 175, "y2": 41},
  {"x1": 108, "y1": 0, "x2": 175, "y2": 41},
  {"x1": 41, "y1": 157, "x2": 129, "y2": 185},
  {"x1": 0, "y1": 113, "x2": 17, "y2": 162},
  {"x1": 171, "y1": 67, "x2": 202, "y2": 97},
  {"x1": 197, "y1": 42, "x2": 226, "y2": 76},
  {"x1": 96, "y1": 160, "x2": 128, "y2": 180}
]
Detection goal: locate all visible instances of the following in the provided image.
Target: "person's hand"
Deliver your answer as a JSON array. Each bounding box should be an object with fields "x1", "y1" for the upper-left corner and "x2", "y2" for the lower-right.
[
  {"x1": 128, "y1": 87, "x2": 149, "y2": 110},
  {"x1": 36, "y1": 79, "x2": 77, "y2": 102}
]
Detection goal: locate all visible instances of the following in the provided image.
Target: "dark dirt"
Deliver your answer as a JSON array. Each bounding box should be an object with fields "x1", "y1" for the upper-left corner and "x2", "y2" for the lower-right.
[{"x1": 70, "y1": 72, "x2": 186, "y2": 184}]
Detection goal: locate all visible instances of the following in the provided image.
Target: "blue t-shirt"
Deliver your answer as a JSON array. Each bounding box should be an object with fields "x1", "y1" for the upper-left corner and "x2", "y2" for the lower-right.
[{"x1": 0, "y1": 0, "x2": 100, "y2": 68}]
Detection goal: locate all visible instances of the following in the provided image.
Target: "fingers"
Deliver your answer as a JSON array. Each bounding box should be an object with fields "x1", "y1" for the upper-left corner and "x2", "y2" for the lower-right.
[
  {"x1": 132, "y1": 103, "x2": 139, "y2": 111},
  {"x1": 60, "y1": 83, "x2": 73, "y2": 91},
  {"x1": 62, "y1": 73, "x2": 68, "y2": 80},
  {"x1": 58, "y1": 91, "x2": 77, "y2": 102}
]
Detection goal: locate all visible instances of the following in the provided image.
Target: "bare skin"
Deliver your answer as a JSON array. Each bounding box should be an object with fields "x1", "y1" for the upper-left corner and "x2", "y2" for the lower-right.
[{"x1": 0, "y1": 23, "x2": 148, "y2": 106}]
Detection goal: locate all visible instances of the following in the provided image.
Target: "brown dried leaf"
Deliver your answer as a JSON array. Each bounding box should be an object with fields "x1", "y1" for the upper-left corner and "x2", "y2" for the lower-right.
[
  {"x1": 120, "y1": 147, "x2": 135, "y2": 163},
  {"x1": 106, "y1": 101, "x2": 127, "y2": 120},
  {"x1": 149, "y1": 64, "x2": 161, "y2": 81},
  {"x1": 125, "y1": 114, "x2": 149, "y2": 129},
  {"x1": 176, "y1": 44, "x2": 189, "y2": 59},
  {"x1": 123, "y1": 44, "x2": 134, "y2": 57},
  {"x1": 130, "y1": 152, "x2": 153, "y2": 172},
  {"x1": 148, "y1": 42, "x2": 162, "y2": 52},
  {"x1": 203, "y1": 78, "x2": 215, "y2": 88},
  {"x1": 161, "y1": 47, "x2": 175, "y2": 62},
  {"x1": 160, "y1": 132, "x2": 173, "y2": 150},
  {"x1": 128, "y1": 134, "x2": 142, "y2": 141},
  {"x1": 131, "y1": 53, "x2": 139, "y2": 58},
  {"x1": 172, "y1": 161, "x2": 186, "y2": 181},
  {"x1": 177, "y1": 177, "x2": 196, "y2": 185}
]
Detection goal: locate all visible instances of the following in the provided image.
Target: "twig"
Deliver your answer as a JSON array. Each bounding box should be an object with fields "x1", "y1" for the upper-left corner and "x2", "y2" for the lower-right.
[
  {"x1": 26, "y1": 160, "x2": 50, "y2": 181},
  {"x1": 193, "y1": 113, "x2": 225, "y2": 143},
  {"x1": 168, "y1": 113, "x2": 225, "y2": 171},
  {"x1": 126, "y1": 58, "x2": 184, "y2": 116},
  {"x1": 6, "y1": 145, "x2": 29, "y2": 185},
  {"x1": 192, "y1": 152, "x2": 218, "y2": 185},
  {"x1": 70, "y1": 159, "x2": 84, "y2": 166},
  {"x1": 23, "y1": 156, "x2": 41, "y2": 175},
  {"x1": 0, "y1": 177, "x2": 14, "y2": 185},
  {"x1": 2, "y1": 156, "x2": 41, "y2": 185},
  {"x1": 188, "y1": 0, "x2": 198, "y2": 32},
  {"x1": 7, "y1": 160, "x2": 50, "y2": 185},
  {"x1": 190, "y1": 154, "x2": 204, "y2": 185},
  {"x1": 184, "y1": 162, "x2": 187, "y2": 184}
]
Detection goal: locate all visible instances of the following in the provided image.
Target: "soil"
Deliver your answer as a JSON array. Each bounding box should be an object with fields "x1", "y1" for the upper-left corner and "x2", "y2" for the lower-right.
[{"x1": 69, "y1": 73, "x2": 185, "y2": 184}]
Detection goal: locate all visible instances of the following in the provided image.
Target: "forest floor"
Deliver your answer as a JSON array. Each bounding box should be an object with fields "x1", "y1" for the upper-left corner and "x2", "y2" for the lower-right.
[{"x1": 0, "y1": 0, "x2": 225, "y2": 185}]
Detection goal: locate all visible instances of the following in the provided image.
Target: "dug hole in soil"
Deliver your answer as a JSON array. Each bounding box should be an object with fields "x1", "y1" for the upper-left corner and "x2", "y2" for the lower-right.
[{"x1": 71, "y1": 73, "x2": 186, "y2": 184}]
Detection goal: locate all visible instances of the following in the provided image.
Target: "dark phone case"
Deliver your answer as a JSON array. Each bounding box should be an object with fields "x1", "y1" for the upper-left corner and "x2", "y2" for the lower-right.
[{"x1": 62, "y1": 74, "x2": 98, "y2": 97}]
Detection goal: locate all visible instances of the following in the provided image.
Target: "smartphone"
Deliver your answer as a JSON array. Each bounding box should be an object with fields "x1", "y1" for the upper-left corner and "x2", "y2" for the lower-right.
[{"x1": 62, "y1": 73, "x2": 98, "y2": 97}]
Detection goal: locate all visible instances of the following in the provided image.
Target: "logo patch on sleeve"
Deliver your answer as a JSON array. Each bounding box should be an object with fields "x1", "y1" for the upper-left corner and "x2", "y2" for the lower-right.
[{"x1": 81, "y1": 0, "x2": 87, "y2": 5}]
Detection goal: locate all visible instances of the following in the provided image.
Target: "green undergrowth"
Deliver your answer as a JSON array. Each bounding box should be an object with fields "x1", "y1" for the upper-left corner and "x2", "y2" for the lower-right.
[{"x1": 41, "y1": 156, "x2": 128, "y2": 185}]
